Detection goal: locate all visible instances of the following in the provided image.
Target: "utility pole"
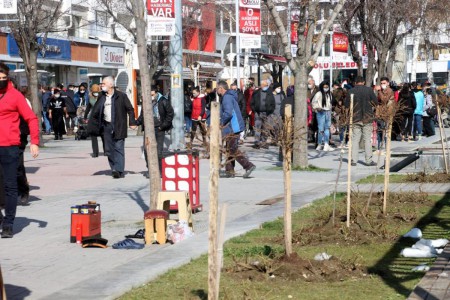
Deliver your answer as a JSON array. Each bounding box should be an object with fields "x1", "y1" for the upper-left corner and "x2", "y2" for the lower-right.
[{"x1": 170, "y1": 0, "x2": 184, "y2": 150}]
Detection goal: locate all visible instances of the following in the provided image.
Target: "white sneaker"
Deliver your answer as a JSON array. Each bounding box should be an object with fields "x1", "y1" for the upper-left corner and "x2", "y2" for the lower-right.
[
  {"x1": 324, "y1": 144, "x2": 335, "y2": 152},
  {"x1": 316, "y1": 144, "x2": 323, "y2": 151}
]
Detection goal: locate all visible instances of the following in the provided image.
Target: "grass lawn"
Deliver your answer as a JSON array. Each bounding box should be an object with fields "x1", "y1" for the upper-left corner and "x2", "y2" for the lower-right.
[
  {"x1": 267, "y1": 164, "x2": 331, "y2": 172},
  {"x1": 357, "y1": 172, "x2": 450, "y2": 184},
  {"x1": 120, "y1": 192, "x2": 450, "y2": 300}
]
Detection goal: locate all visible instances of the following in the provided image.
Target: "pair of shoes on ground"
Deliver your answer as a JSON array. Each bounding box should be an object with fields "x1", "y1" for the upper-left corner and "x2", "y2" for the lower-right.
[
  {"x1": 112, "y1": 170, "x2": 124, "y2": 179},
  {"x1": 18, "y1": 194, "x2": 30, "y2": 206},
  {"x1": 219, "y1": 165, "x2": 256, "y2": 179},
  {"x1": 316, "y1": 144, "x2": 335, "y2": 152},
  {"x1": 91, "y1": 153, "x2": 99, "y2": 158},
  {"x1": 112, "y1": 238, "x2": 144, "y2": 249},
  {"x1": 1, "y1": 225, "x2": 13, "y2": 238},
  {"x1": 125, "y1": 229, "x2": 145, "y2": 239}
]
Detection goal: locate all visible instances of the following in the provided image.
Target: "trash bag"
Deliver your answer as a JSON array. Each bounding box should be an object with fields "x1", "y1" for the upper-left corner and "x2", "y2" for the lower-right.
[{"x1": 167, "y1": 220, "x2": 193, "y2": 244}]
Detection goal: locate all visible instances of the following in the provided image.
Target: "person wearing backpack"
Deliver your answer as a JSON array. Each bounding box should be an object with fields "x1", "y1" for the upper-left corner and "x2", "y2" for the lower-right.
[{"x1": 422, "y1": 87, "x2": 436, "y2": 137}]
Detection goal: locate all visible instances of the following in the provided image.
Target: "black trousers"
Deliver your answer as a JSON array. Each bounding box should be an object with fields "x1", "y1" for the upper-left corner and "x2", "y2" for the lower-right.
[
  {"x1": 0, "y1": 146, "x2": 19, "y2": 227},
  {"x1": 143, "y1": 128, "x2": 165, "y2": 174},
  {"x1": 91, "y1": 135, "x2": 105, "y2": 156},
  {"x1": 17, "y1": 148, "x2": 29, "y2": 197},
  {"x1": 422, "y1": 116, "x2": 435, "y2": 137},
  {"x1": 401, "y1": 114, "x2": 414, "y2": 137}
]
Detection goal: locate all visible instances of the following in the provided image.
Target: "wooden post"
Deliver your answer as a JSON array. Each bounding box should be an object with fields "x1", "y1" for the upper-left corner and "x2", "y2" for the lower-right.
[
  {"x1": 383, "y1": 115, "x2": 393, "y2": 215},
  {"x1": 346, "y1": 94, "x2": 354, "y2": 228},
  {"x1": 208, "y1": 102, "x2": 220, "y2": 300},
  {"x1": 436, "y1": 99, "x2": 449, "y2": 174},
  {"x1": 216, "y1": 204, "x2": 227, "y2": 295},
  {"x1": 283, "y1": 104, "x2": 293, "y2": 256},
  {"x1": 0, "y1": 265, "x2": 5, "y2": 300}
]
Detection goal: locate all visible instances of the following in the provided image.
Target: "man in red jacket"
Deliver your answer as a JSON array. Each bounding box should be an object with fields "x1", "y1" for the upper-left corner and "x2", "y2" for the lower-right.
[{"x1": 0, "y1": 63, "x2": 39, "y2": 238}]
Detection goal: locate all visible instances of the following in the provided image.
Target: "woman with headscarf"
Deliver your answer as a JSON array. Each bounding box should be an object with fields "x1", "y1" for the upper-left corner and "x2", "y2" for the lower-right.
[
  {"x1": 311, "y1": 81, "x2": 334, "y2": 152},
  {"x1": 84, "y1": 84, "x2": 104, "y2": 157}
]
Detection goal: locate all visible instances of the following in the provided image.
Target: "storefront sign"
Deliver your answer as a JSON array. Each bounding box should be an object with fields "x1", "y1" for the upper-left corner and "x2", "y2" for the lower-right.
[
  {"x1": 239, "y1": 0, "x2": 261, "y2": 49},
  {"x1": 102, "y1": 46, "x2": 124, "y2": 65},
  {"x1": 0, "y1": 0, "x2": 17, "y2": 14},
  {"x1": 8, "y1": 35, "x2": 71, "y2": 60},
  {"x1": 333, "y1": 32, "x2": 348, "y2": 53},
  {"x1": 147, "y1": 0, "x2": 175, "y2": 36},
  {"x1": 314, "y1": 61, "x2": 358, "y2": 70}
]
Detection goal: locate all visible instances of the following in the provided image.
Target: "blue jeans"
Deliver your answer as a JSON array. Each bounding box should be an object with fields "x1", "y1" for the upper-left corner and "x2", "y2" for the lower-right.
[
  {"x1": 0, "y1": 146, "x2": 19, "y2": 227},
  {"x1": 413, "y1": 114, "x2": 422, "y2": 138},
  {"x1": 103, "y1": 123, "x2": 125, "y2": 173},
  {"x1": 42, "y1": 111, "x2": 52, "y2": 133},
  {"x1": 184, "y1": 114, "x2": 192, "y2": 133},
  {"x1": 316, "y1": 110, "x2": 331, "y2": 145}
]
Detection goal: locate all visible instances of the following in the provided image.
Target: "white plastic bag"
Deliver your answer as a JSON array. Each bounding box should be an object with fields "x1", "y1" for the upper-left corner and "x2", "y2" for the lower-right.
[
  {"x1": 314, "y1": 252, "x2": 332, "y2": 261},
  {"x1": 167, "y1": 220, "x2": 194, "y2": 244},
  {"x1": 403, "y1": 228, "x2": 422, "y2": 238},
  {"x1": 401, "y1": 248, "x2": 437, "y2": 258},
  {"x1": 411, "y1": 264, "x2": 430, "y2": 272},
  {"x1": 431, "y1": 239, "x2": 449, "y2": 248}
]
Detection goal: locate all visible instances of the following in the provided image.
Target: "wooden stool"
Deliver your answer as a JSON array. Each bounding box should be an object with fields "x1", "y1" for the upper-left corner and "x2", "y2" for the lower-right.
[
  {"x1": 144, "y1": 209, "x2": 169, "y2": 245},
  {"x1": 156, "y1": 191, "x2": 194, "y2": 231}
]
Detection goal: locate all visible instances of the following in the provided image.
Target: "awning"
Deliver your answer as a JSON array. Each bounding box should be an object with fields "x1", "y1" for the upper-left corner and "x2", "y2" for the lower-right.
[{"x1": 257, "y1": 53, "x2": 287, "y2": 64}]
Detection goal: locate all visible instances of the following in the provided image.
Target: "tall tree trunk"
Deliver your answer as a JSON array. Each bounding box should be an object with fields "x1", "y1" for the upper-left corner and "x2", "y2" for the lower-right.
[
  {"x1": 386, "y1": 49, "x2": 396, "y2": 81},
  {"x1": 25, "y1": 50, "x2": 44, "y2": 146},
  {"x1": 377, "y1": 50, "x2": 388, "y2": 84},
  {"x1": 424, "y1": 37, "x2": 434, "y2": 84},
  {"x1": 410, "y1": 31, "x2": 420, "y2": 82},
  {"x1": 366, "y1": 44, "x2": 376, "y2": 86},
  {"x1": 132, "y1": 0, "x2": 161, "y2": 209},
  {"x1": 292, "y1": 64, "x2": 308, "y2": 168}
]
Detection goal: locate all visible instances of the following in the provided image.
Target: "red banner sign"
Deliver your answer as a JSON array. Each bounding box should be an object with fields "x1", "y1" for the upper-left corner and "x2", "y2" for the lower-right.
[
  {"x1": 333, "y1": 32, "x2": 348, "y2": 53},
  {"x1": 291, "y1": 22, "x2": 298, "y2": 45},
  {"x1": 239, "y1": 7, "x2": 261, "y2": 35},
  {"x1": 147, "y1": 0, "x2": 175, "y2": 18}
]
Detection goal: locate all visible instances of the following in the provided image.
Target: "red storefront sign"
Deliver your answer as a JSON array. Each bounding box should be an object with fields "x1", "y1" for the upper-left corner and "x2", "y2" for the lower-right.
[
  {"x1": 314, "y1": 61, "x2": 358, "y2": 69},
  {"x1": 333, "y1": 32, "x2": 348, "y2": 53},
  {"x1": 147, "y1": 0, "x2": 175, "y2": 18},
  {"x1": 291, "y1": 22, "x2": 298, "y2": 44}
]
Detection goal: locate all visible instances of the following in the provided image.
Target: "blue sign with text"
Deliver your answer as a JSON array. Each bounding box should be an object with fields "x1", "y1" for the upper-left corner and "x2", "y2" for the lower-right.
[{"x1": 8, "y1": 34, "x2": 71, "y2": 61}]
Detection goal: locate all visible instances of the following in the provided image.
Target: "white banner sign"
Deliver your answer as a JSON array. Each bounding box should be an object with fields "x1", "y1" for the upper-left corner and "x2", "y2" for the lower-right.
[
  {"x1": 147, "y1": 0, "x2": 175, "y2": 36},
  {"x1": 0, "y1": 0, "x2": 17, "y2": 14},
  {"x1": 239, "y1": 0, "x2": 261, "y2": 49},
  {"x1": 102, "y1": 46, "x2": 124, "y2": 65}
]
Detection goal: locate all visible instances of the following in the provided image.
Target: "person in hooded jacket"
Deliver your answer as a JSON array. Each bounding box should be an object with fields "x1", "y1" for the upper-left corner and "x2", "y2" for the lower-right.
[
  {"x1": 217, "y1": 81, "x2": 255, "y2": 178},
  {"x1": 190, "y1": 87, "x2": 207, "y2": 146},
  {"x1": 0, "y1": 62, "x2": 39, "y2": 238},
  {"x1": 311, "y1": 81, "x2": 335, "y2": 152},
  {"x1": 48, "y1": 88, "x2": 69, "y2": 140}
]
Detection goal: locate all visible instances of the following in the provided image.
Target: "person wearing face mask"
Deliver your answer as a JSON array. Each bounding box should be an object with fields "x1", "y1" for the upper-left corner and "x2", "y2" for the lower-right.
[
  {"x1": 189, "y1": 87, "x2": 208, "y2": 147},
  {"x1": 135, "y1": 85, "x2": 174, "y2": 175},
  {"x1": 307, "y1": 77, "x2": 319, "y2": 145},
  {"x1": 48, "y1": 88, "x2": 69, "y2": 140},
  {"x1": 84, "y1": 84, "x2": 105, "y2": 157},
  {"x1": 88, "y1": 76, "x2": 137, "y2": 179},
  {"x1": 272, "y1": 83, "x2": 284, "y2": 118},
  {"x1": 250, "y1": 78, "x2": 276, "y2": 149},
  {"x1": 0, "y1": 63, "x2": 39, "y2": 238},
  {"x1": 311, "y1": 81, "x2": 335, "y2": 152}
]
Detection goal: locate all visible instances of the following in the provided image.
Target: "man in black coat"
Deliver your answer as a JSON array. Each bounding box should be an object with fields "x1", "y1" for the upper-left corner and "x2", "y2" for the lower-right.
[
  {"x1": 135, "y1": 85, "x2": 174, "y2": 175},
  {"x1": 250, "y1": 79, "x2": 275, "y2": 148},
  {"x1": 92, "y1": 76, "x2": 137, "y2": 178}
]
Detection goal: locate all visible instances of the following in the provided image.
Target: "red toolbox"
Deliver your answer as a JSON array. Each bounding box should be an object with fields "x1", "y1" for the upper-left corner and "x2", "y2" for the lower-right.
[{"x1": 70, "y1": 202, "x2": 101, "y2": 243}]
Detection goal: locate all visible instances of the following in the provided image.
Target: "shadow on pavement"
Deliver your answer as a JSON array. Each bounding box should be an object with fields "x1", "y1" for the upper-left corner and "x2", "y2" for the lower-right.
[
  {"x1": 368, "y1": 194, "x2": 450, "y2": 297},
  {"x1": 14, "y1": 217, "x2": 48, "y2": 234},
  {"x1": 125, "y1": 186, "x2": 149, "y2": 213},
  {"x1": 5, "y1": 284, "x2": 32, "y2": 300}
]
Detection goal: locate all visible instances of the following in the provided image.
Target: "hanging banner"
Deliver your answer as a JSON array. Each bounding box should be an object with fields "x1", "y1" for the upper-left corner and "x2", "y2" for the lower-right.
[
  {"x1": 0, "y1": 0, "x2": 17, "y2": 14},
  {"x1": 147, "y1": 0, "x2": 175, "y2": 36},
  {"x1": 332, "y1": 32, "x2": 348, "y2": 53},
  {"x1": 239, "y1": 0, "x2": 261, "y2": 49}
]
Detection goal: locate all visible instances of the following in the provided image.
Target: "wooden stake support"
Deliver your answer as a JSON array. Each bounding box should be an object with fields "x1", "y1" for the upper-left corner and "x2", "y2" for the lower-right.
[
  {"x1": 383, "y1": 115, "x2": 393, "y2": 215},
  {"x1": 283, "y1": 104, "x2": 293, "y2": 256},
  {"x1": 436, "y1": 96, "x2": 449, "y2": 174},
  {"x1": 346, "y1": 94, "x2": 354, "y2": 228},
  {"x1": 216, "y1": 204, "x2": 227, "y2": 294},
  {"x1": 208, "y1": 102, "x2": 220, "y2": 300}
]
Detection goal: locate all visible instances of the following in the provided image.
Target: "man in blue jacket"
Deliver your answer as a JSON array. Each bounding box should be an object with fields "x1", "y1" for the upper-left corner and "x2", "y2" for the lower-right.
[{"x1": 217, "y1": 81, "x2": 255, "y2": 178}]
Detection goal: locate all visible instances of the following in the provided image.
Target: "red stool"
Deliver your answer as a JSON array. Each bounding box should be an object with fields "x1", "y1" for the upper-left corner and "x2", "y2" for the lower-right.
[{"x1": 144, "y1": 210, "x2": 169, "y2": 245}]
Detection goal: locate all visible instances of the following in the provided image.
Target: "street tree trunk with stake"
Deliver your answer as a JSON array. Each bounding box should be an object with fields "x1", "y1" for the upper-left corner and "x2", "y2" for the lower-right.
[
  {"x1": 130, "y1": 0, "x2": 161, "y2": 209},
  {"x1": 346, "y1": 94, "x2": 354, "y2": 228},
  {"x1": 283, "y1": 104, "x2": 293, "y2": 256},
  {"x1": 264, "y1": 0, "x2": 345, "y2": 168}
]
